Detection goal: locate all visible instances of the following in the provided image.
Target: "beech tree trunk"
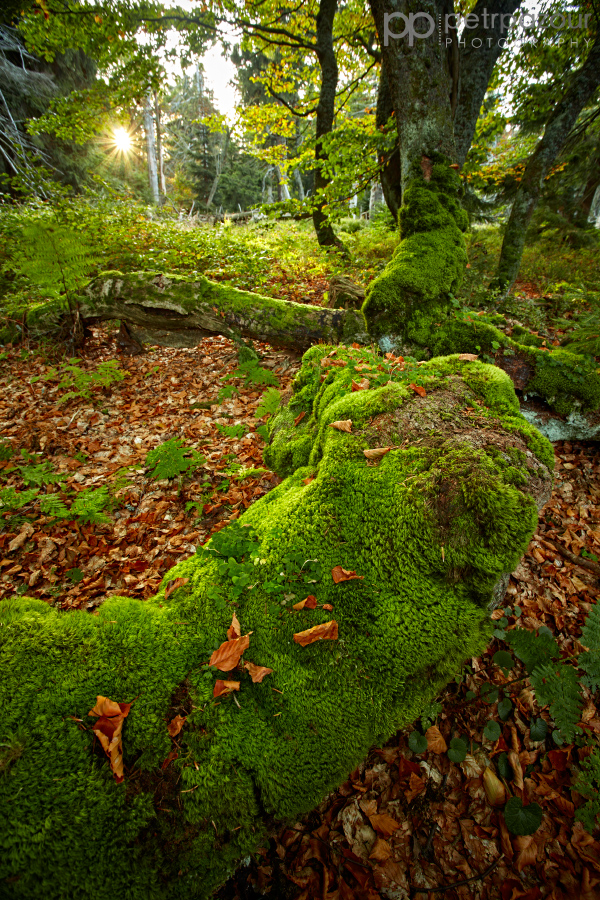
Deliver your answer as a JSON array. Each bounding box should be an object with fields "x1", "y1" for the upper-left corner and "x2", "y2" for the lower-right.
[
  {"x1": 495, "y1": 31, "x2": 600, "y2": 291},
  {"x1": 144, "y1": 92, "x2": 159, "y2": 204}
]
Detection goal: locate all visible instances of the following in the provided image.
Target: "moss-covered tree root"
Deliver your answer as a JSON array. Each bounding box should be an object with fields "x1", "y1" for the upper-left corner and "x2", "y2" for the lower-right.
[
  {"x1": 0, "y1": 349, "x2": 553, "y2": 899},
  {"x1": 25, "y1": 271, "x2": 368, "y2": 351}
]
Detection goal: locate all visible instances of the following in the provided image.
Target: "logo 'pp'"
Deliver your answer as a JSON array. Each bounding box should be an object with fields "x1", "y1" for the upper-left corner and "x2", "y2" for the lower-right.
[{"x1": 384, "y1": 11, "x2": 436, "y2": 46}]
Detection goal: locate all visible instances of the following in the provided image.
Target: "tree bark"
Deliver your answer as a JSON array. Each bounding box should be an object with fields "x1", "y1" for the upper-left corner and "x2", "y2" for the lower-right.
[
  {"x1": 144, "y1": 91, "x2": 159, "y2": 204},
  {"x1": 312, "y1": 0, "x2": 345, "y2": 250},
  {"x1": 453, "y1": 0, "x2": 523, "y2": 167},
  {"x1": 495, "y1": 32, "x2": 600, "y2": 291},
  {"x1": 376, "y1": 64, "x2": 402, "y2": 220},
  {"x1": 154, "y1": 91, "x2": 166, "y2": 195},
  {"x1": 57, "y1": 272, "x2": 368, "y2": 351}
]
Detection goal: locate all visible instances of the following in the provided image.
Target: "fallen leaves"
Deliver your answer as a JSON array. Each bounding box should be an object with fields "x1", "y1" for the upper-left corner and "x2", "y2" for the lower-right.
[
  {"x1": 363, "y1": 447, "x2": 392, "y2": 460},
  {"x1": 329, "y1": 419, "x2": 352, "y2": 433},
  {"x1": 244, "y1": 661, "x2": 273, "y2": 683},
  {"x1": 425, "y1": 724, "x2": 447, "y2": 753},
  {"x1": 483, "y1": 766, "x2": 506, "y2": 806},
  {"x1": 88, "y1": 695, "x2": 132, "y2": 783},
  {"x1": 331, "y1": 565, "x2": 364, "y2": 584},
  {"x1": 293, "y1": 595, "x2": 317, "y2": 610},
  {"x1": 227, "y1": 611, "x2": 241, "y2": 640},
  {"x1": 351, "y1": 378, "x2": 370, "y2": 392},
  {"x1": 458, "y1": 353, "x2": 479, "y2": 361},
  {"x1": 213, "y1": 680, "x2": 240, "y2": 697},
  {"x1": 164, "y1": 577, "x2": 189, "y2": 600},
  {"x1": 167, "y1": 714, "x2": 186, "y2": 738},
  {"x1": 8, "y1": 523, "x2": 34, "y2": 553},
  {"x1": 408, "y1": 383, "x2": 426, "y2": 398},
  {"x1": 209, "y1": 633, "x2": 251, "y2": 671},
  {"x1": 294, "y1": 411, "x2": 306, "y2": 426},
  {"x1": 368, "y1": 812, "x2": 400, "y2": 837},
  {"x1": 293, "y1": 620, "x2": 338, "y2": 647}
]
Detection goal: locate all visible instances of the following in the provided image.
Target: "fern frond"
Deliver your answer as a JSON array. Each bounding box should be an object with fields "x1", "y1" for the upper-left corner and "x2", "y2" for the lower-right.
[
  {"x1": 20, "y1": 462, "x2": 64, "y2": 488},
  {"x1": 574, "y1": 750, "x2": 600, "y2": 834},
  {"x1": 39, "y1": 494, "x2": 70, "y2": 518},
  {"x1": 579, "y1": 601, "x2": 600, "y2": 692},
  {"x1": 12, "y1": 222, "x2": 95, "y2": 297},
  {"x1": 70, "y1": 486, "x2": 111, "y2": 524},
  {"x1": 256, "y1": 387, "x2": 281, "y2": 419},
  {"x1": 565, "y1": 312, "x2": 600, "y2": 357},
  {"x1": 0, "y1": 487, "x2": 39, "y2": 510},
  {"x1": 530, "y1": 662, "x2": 582, "y2": 742},
  {"x1": 504, "y1": 627, "x2": 559, "y2": 673}
]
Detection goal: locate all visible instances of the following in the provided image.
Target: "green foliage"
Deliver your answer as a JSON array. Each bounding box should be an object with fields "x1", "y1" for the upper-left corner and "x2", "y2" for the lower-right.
[
  {"x1": 9, "y1": 222, "x2": 95, "y2": 302},
  {"x1": 579, "y1": 600, "x2": 600, "y2": 692},
  {"x1": 573, "y1": 750, "x2": 600, "y2": 834},
  {"x1": 503, "y1": 626, "x2": 559, "y2": 673},
  {"x1": 145, "y1": 439, "x2": 206, "y2": 481},
  {"x1": 39, "y1": 494, "x2": 70, "y2": 519},
  {"x1": 497, "y1": 698, "x2": 512, "y2": 721},
  {"x1": 504, "y1": 797, "x2": 543, "y2": 836},
  {"x1": 408, "y1": 731, "x2": 428, "y2": 754},
  {"x1": 529, "y1": 718, "x2": 548, "y2": 742},
  {"x1": 69, "y1": 486, "x2": 112, "y2": 525},
  {"x1": 255, "y1": 387, "x2": 281, "y2": 419},
  {"x1": 19, "y1": 460, "x2": 65, "y2": 488},
  {"x1": 0, "y1": 486, "x2": 39, "y2": 511},
  {"x1": 31, "y1": 359, "x2": 125, "y2": 404},
  {"x1": 483, "y1": 720, "x2": 502, "y2": 741},
  {"x1": 530, "y1": 662, "x2": 582, "y2": 744},
  {"x1": 216, "y1": 423, "x2": 247, "y2": 440},
  {"x1": 447, "y1": 737, "x2": 468, "y2": 763},
  {"x1": 224, "y1": 361, "x2": 279, "y2": 389},
  {"x1": 420, "y1": 700, "x2": 443, "y2": 731}
]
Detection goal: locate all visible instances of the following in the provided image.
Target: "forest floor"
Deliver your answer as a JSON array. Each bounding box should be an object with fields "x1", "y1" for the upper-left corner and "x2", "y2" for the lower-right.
[{"x1": 0, "y1": 328, "x2": 599, "y2": 900}]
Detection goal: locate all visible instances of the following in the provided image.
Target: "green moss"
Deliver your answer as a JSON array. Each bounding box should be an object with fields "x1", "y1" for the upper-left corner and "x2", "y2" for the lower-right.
[
  {"x1": 0, "y1": 348, "x2": 552, "y2": 899},
  {"x1": 362, "y1": 162, "x2": 468, "y2": 342}
]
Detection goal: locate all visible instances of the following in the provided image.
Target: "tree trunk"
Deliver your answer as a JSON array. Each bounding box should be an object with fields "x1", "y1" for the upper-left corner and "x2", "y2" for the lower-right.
[
  {"x1": 495, "y1": 32, "x2": 600, "y2": 292},
  {"x1": 376, "y1": 64, "x2": 402, "y2": 220},
  {"x1": 312, "y1": 0, "x2": 345, "y2": 250},
  {"x1": 453, "y1": 0, "x2": 523, "y2": 167},
  {"x1": 43, "y1": 272, "x2": 368, "y2": 351},
  {"x1": 144, "y1": 92, "x2": 159, "y2": 204},
  {"x1": 154, "y1": 91, "x2": 166, "y2": 195}
]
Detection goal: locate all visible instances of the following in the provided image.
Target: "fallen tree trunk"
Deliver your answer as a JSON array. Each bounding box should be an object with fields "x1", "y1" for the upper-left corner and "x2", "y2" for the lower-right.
[
  {"x1": 26, "y1": 271, "x2": 369, "y2": 352},
  {"x1": 0, "y1": 348, "x2": 552, "y2": 899}
]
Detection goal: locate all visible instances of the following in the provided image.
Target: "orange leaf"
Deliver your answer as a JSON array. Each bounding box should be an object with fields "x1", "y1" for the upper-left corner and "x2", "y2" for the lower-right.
[
  {"x1": 88, "y1": 696, "x2": 132, "y2": 783},
  {"x1": 351, "y1": 342, "x2": 361, "y2": 349},
  {"x1": 165, "y1": 577, "x2": 189, "y2": 600},
  {"x1": 302, "y1": 474, "x2": 315, "y2": 485},
  {"x1": 351, "y1": 378, "x2": 370, "y2": 392},
  {"x1": 209, "y1": 633, "x2": 251, "y2": 671},
  {"x1": 368, "y1": 813, "x2": 400, "y2": 837},
  {"x1": 369, "y1": 837, "x2": 392, "y2": 862},
  {"x1": 167, "y1": 714, "x2": 186, "y2": 738},
  {"x1": 458, "y1": 353, "x2": 479, "y2": 361},
  {"x1": 514, "y1": 834, "x2": 538, "y2": 872},
  {"x1": 425, "y1": 725, "x2": 447, "y2": 753},
  {"x1": 294, "y1": 411, "x2": 306, "y2": 427},
  {"x1": 322, "y1": 603, "x2": 333, "y2": 611},
  {"x1": 363, "y1": 447, "x2": 392, "y2": 460},
  {"x1": 213, "y1": 680, "x2": 240, "y2": 697},
  {"x1": 331, "y1": 566, "x2": 364, "y2": 584},
  {"x1": 293, "y1": 594, "x2": 317, "y2": 610},
  {"x1": 244, "y1": 661, "x2": 273, "y2": 683},
  {"x1": 293, "y1": 620, "x2": 338, "y2": 647},
  {"x1": 227, "y1": 611, "x2": 241, "y2": 641},
  {"x1": 409, "y1": 383, "x2": 426, "y2": 398},
  {"x1": 329, "y1": 420, "x2": 352, "y2": 433},
  {"x1": 161, "y1": 748, "x2": 178, "y2": 770}
]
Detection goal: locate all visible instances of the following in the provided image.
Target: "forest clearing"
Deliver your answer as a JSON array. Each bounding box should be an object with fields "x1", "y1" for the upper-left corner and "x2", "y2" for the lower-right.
[{"x1": 1, "y1": 1, "x2": 600, "y2": 898}]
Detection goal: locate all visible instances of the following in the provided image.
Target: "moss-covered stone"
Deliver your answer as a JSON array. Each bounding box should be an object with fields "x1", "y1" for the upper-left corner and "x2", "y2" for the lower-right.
[
  {"x1": 362, "y1": 161, "x2": 468, "y2": 343},
  {"x1": 0, "y1": 348, "x2": 552, "y2": 899}
]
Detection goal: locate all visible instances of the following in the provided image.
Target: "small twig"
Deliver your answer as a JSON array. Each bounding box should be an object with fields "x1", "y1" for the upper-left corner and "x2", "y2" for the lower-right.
[
  {"x1": 411, "y1": 854, "x2": 503, "y2": 895},
  {"x1": 535, "y1": 535, "x2": 600, "y2": 577}
]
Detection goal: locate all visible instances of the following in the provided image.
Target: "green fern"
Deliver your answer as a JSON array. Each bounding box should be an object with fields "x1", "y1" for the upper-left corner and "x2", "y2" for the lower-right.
[
  {"x1": 579, "y1": 601, "x2": 600, "y2": 692},
  {"x1": 145, "y1": 439, "x2": 206, "y2": 481},
  {"x1": 256, "y1": 387, "x2": 281, "y2": 419},
  {"x1": 19, "y1": 461, "x2": 65, "y2": 488},
  {"x1": 33, "y1": 359, "x2": 125, "y2": 403},
  {"x1": 216, "y1": 423, "x2": 247, "y2": 440},
  {"x1": 504, "y1": 626, "x2": 559, "y2": 673},
  {"x1": 11, "y1": 222, "x2": 95, "y2": 300},
  {"x1": 224, "y1": 361, "x2": 279, "y2": 389},
  {"x1": 565, "y1": 311, "x2": 600, "y2": 357},
  {"x1": 0, "y1": 487, "x2": 39, "y2": 511},
  {"x1": 530, "y1": 662, "x2": 582, "y2": 743},
  {"x1": 70, "y1": 486, "x2": 111, "y2": 524},
  {"x1": 39, "y1": 494, "x2": 70, "y2": 519},
  {"x1": 573, "y1": 750, "x2": 600, "y2": 833}
]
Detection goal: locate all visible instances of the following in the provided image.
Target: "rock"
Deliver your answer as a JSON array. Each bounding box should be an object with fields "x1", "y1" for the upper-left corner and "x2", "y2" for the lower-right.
[
  {"x1": 0, "y1": 349, "x2": 552, "y2": 899},
  {"x1": 327, "y1": 275, "x2": 365, "y2": 310}
]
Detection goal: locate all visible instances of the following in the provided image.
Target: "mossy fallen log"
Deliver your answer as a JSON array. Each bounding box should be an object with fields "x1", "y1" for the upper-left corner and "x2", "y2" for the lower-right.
[
  {"x1": 25, "y1": 271, "x2": 368, "y2": 351},
  {"x1": 0, "y1": 348, "x2": 553, "y2": 899}
]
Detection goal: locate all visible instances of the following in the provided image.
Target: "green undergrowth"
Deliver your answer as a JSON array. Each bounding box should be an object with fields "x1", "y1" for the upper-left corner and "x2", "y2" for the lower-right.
[{"x1": 0, "y1": 347, "x2": 553, "y2": 898}]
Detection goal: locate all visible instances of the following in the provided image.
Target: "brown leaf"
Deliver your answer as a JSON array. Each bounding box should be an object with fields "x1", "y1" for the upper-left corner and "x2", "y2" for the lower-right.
[
  {"x1": 351, "y1": 379, "x2": 370, "y2": 392},
  {"x1": 167, "y1": 714, "x2": 186, "y2": 738},
  {"x1": 88, "y1": 695, "x2": 132, "y2": 783},
  {"x1": 369, "y1": 837, "x2": 392, "y2": 862},
  {"x1": 332, "y1": 565, "x2": 364, "y2": 584},
  {"x1": 302, "y1": 474, "x2": 315, "y2": 485},
  {"x1": 368, "y1": 813, "x2": 400, "y2": 837},
  {"x1": 514, "y1": 834, "x2": 538, "y2": 872},
  {"x1": 322, "y1": 603, "x2": 333, "y2": 611},
  {"x1": 409, "y1": 383, "x2": 426, "y2": 398},
  {"x1": 293, "y1": 594, "x2": 318, "y2": 611},
  {"x1": 227, "y1": 611, "x2": 241, "y2": 641},
  {"x1": 329, "y1": 420, "x2": 352, "y2": 433},
  {"x1": 213, "y1": 680, "x2": 240, "y2": 698},
  {"x1": 165, "y1": 577, "x2": 189, "y2": 600},
  {"x1": 209, "y1": 633, "x2": 251, "y2": 671},
  {"x1": 8, "y1": 522, "x2": 34, "y2": 553},
  {"x1": 161, "y1": 748, "x2": 178, "y2": 770},
  {"x1": 293, "y1": 620, "x2": 338, "y2": 647},
  {"x1": 425, "y1": 725, "x2": 447, "y2": 753},
  {"x1": 483, "y1": 766, "x2": 506, "y2": 806},
  {"x1": 508, "y1": 749, "x2": 524, "y2": 790},
  {"x1": 363, "y1": 447, "x2": 392, "y2": 460},
  {"x1": 458, "y1": 353, "x2": 479, "y2": 361},
  {"x1": 244, "y1": 660, "x2": 273, "y2": 683},
  {"x1": 294, "y1": 411, "x2": 306, "y2": 427}
]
